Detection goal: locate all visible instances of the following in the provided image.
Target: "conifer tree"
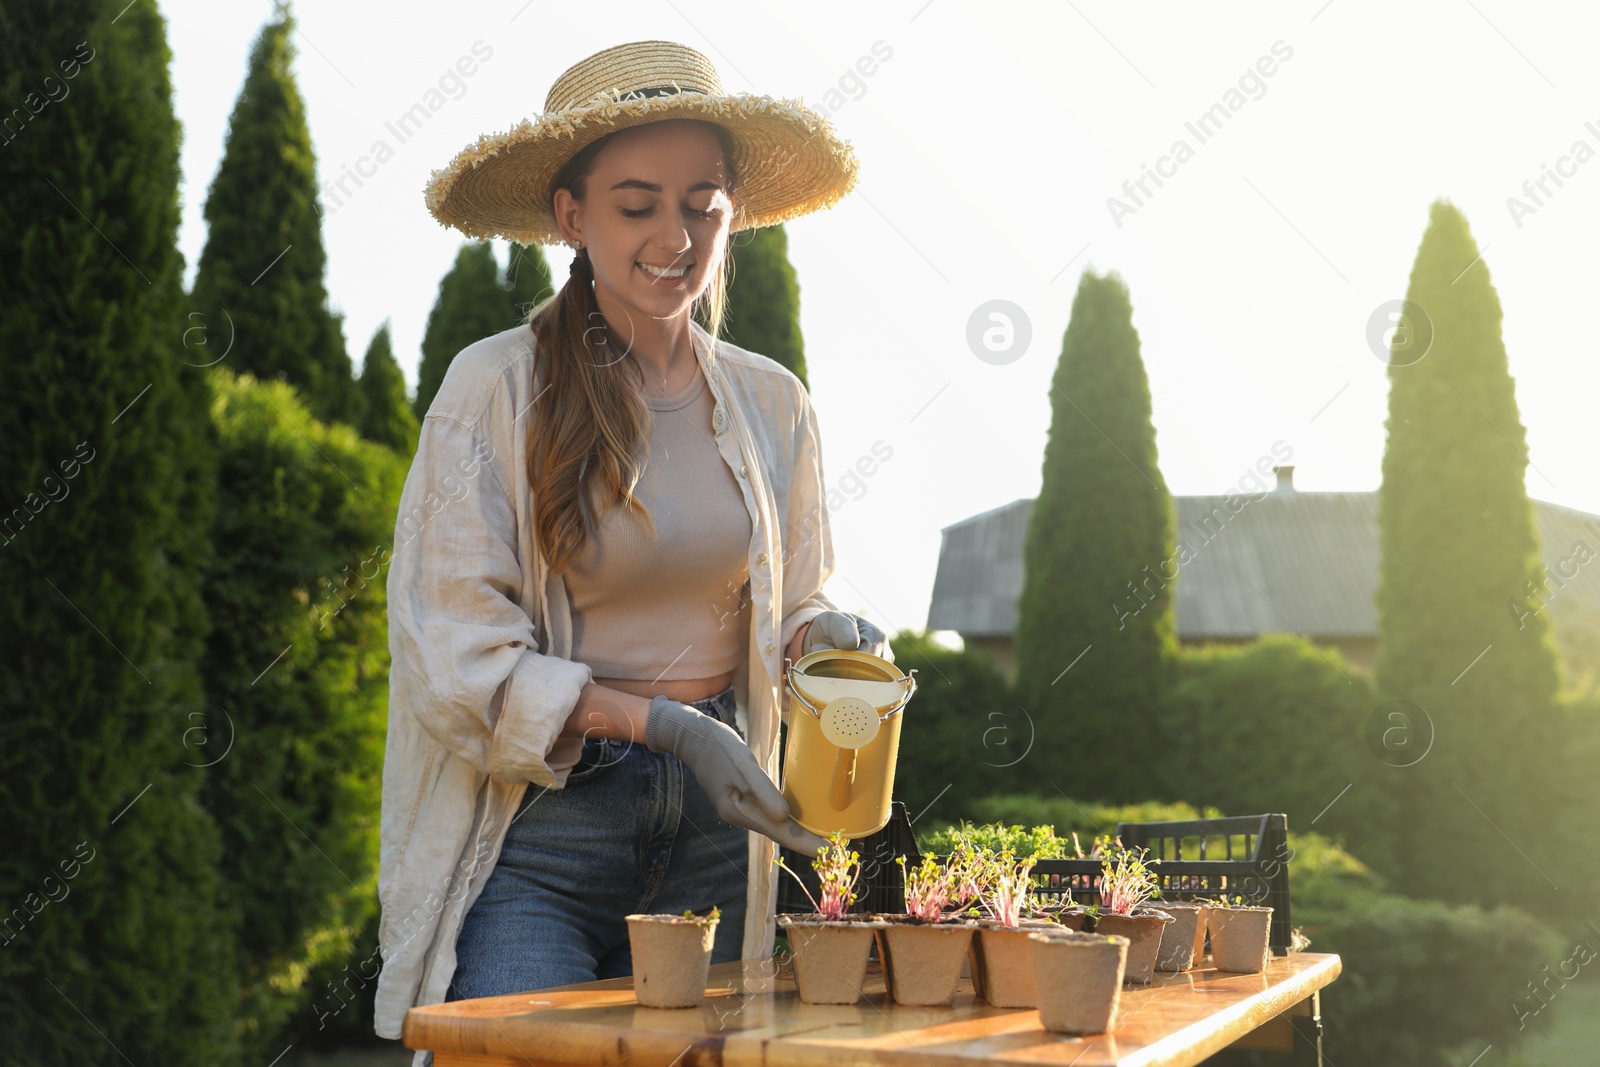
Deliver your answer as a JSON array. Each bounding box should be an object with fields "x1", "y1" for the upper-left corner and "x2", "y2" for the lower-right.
[
  {"x1": 505, "y1": 240, "x2": 555, "y2": 320},
  {"x1": 355, "y1": 320, "x2": 419, "y2": 454},
  {"x1": 189, "y1": 0, "x2": 355, "y2": 425},
  {"x1": 1374, "y1": 200, "x2": 1562, "y2": 908},
  {"x1": 414, "y1": 241, "x2": 516, "y2": 418},
  {"x1": 1013, "y1": 269, "x2": 1177, "y2": 801},
  {"x1": 0, "y1": 1, "x2": 239, "y2": 1061},
  {"x1": 198, "y1": 368, "x2": 405, "y2": 1053},
  {"x1": 719, "y1": 223, "x2": 807, "y2": 386}
]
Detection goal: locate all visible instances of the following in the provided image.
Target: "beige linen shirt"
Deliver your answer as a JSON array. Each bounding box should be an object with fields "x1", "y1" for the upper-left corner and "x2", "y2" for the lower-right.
[{"x1": 373, "y1": 318, "x2": 839, "y2": 1045}]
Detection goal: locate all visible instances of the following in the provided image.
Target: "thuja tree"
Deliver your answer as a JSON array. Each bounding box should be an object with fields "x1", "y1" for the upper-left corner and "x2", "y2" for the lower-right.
[
  {"x1": 412, "y1": 240, "x2": 552, "y2": 424},
  {"x1": 1374, "y1": 200, "x2": 1564, "y2": 912},
  {"x1": 198, "y1": 368, "x2": 405, "y2": 1054},
  {"x1": 1013, "y1": 269, "x2": 1177, "y2": 802},
  {"x1": 0, "y1": 0, "x2": 239, "y2": 1062},
  {"x1": 505, "y1": 240, "x2": 555, "y2": 320},
  {"x1": 355, "y1": 320, "x2": 419, "y2": 454},
  {"x1": 717, "y1": 223, "x2": 808, "y2": 387},
  {"x1": 189, "y1": 0, "x2": 356, "y2": 426},
  {"x1": 414, "y1": 241, "x2": 518, "y2": 419}
]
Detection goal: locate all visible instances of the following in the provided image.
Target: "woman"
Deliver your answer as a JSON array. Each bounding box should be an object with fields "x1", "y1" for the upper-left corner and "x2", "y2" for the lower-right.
[{"x1": 374, "y1": 40, "x2": 890, "y2": 1048}]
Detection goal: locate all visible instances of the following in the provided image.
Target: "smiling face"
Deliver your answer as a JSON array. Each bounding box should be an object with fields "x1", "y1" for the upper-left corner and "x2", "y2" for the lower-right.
[{"x1": 551, "y1": 119, "x2": 735, "y2": 341}]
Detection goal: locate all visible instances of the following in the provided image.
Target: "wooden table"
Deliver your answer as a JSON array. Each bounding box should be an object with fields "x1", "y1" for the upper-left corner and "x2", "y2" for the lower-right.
[{"x1": 404, "y1": 951, "x2": 1341, "y2": 1067}]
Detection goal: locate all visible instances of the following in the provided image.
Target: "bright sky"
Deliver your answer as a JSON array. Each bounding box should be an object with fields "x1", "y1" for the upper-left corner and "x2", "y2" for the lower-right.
[{"x1": 165, "y1": 0, "x2": 1600, "y2": 641}]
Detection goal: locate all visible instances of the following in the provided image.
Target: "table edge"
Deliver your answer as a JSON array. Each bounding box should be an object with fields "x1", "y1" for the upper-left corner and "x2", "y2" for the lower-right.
[{"x1": 402, "y1": 951, "x2": 1345, "y2": 1067}]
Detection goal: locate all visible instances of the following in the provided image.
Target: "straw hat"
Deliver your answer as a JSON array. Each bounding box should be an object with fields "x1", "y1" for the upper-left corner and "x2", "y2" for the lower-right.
[{"x1": 422, "y1": 40, "x2": 860, "y2": 246}]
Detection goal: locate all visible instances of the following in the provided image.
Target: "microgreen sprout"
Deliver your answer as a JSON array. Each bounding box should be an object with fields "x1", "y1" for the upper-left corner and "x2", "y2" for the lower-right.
[
  {"x1": 773, "y1": 830, "x2": 862, "y2": 921},
  {"x1": 977, "y1": 848, "x2": 1038, "y2": 928},
  {"x1": 679, "y1": 905, "x2": 721, "y2": 924},
  {"x1": 894, "y1": 830, "x2": 999, "y2": 923},
  {"x1": 896, "y1": 854, "x2": 951, "y2": 922},
  {"x1": 943, "y1": 831, "x2": 988, "y2": 914},
  {"x1": 1098, "y1": 844, "x2": 1161, "y2": 916},
  {"x1": 1021, "y1": 888, "x2": 1071, "y2": 922}
]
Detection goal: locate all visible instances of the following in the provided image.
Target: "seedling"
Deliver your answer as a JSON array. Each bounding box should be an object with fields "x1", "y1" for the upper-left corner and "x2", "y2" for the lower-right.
[
  {"x1": 1021, "y1": 888, "x2": 1072, "y2": 922},
  {"x1": 943, "y1": 831, "x2": 989, "y2": 913},
  {"x1": 893, "y1": 828, "x2": 986, "y2": 923},
  {"x1": 897, "y1": 854, "x2": 952, "y2": 922},
  {"x1": 1098, "y1": 844, "x2": 1161, "y2": 916},
  {"x1": 679, "y1": 905, "x2": 721, "y2": 925},
  {"x1": 978, "y1": 848, "x2": 1038, "y2": 928},
  {"x1": 773, "y1": 830, "x2": 862, "y2": 921}
]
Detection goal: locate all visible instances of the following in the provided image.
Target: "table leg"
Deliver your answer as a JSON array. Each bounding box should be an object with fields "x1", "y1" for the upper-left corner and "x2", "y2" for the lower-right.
[
  {"x1": 1210, "y1": 990, "x2": 1324, "y2": 1063},
  {"x1": 1289, "y1": 989, "x2": 1325, "y2": 1067}
]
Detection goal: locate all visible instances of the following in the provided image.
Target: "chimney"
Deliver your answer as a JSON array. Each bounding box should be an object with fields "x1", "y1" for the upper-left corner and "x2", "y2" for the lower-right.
[{"x1": 1273, "y1": 465, "x2": 1296, "y2": 494}]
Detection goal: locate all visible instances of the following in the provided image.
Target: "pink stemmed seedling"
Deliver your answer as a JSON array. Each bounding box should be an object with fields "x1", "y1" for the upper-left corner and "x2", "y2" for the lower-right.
[
  {"x1": 943, "y1": 833, "x2": 989, "y2": 915},
  {"x1": 897, "y1": 854, "x2": 952, "y2": 922},
  {"x1": 978, "y1": 848, "x2": 1038, "y2": 928},
  {"x1": 773, "y1": 829, "x2": 862, "y2": 921},
  {"x1": 1098, "y1": 844, "x2": 1160, "y2": 916},
  {"x1": 896, "y1": 831, "x2": 990, "y2": 923}
]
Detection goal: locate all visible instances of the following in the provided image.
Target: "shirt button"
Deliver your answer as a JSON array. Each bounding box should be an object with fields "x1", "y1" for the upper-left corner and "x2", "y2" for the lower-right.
[
  {"x1": 756, "y1": 552, "x2": 768, "y2": 566},
  {"x1": 713, "y1": 406, "x2": 726, "y2": 432},
  {"x1": 739, "y1": 464, "x2": 748, "y2": 478},
  {"x1": 764, "y1": 642, "x2": 775, "y2": 654}
]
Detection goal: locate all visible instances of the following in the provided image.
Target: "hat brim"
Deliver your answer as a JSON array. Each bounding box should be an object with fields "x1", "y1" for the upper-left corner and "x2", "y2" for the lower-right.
[{"x1": 423, "y1": 89, "x2": 860, "y2": 245}]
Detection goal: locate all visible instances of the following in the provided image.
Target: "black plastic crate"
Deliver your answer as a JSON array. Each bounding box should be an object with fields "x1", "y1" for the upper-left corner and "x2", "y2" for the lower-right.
[
  {"x1": 914, "y1": 813, "x2": 1294, "y2": 956},
  {"x1": 777, "y1": 803, "x2": 1292, "y2": 956}
]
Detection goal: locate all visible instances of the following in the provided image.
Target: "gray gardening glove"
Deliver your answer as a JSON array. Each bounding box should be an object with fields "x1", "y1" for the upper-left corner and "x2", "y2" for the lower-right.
[
  {"x1": 802, "y1": 610, "x2": 893, "y2": 662},
  {"x1": 646, "y1": 696, "x2": 830, "y2": 857}
]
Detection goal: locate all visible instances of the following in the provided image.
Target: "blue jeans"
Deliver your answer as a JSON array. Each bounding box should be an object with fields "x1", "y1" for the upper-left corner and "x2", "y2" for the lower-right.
[{"x1": 445, "y1": 685, "x2": 751, "y2": 1002}]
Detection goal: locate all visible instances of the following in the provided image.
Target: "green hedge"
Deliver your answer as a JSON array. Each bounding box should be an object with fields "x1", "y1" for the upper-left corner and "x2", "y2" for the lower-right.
[
  {"x1": 1538, "y1": 690, "x2": 1600, "y2": 918},
  {"x1": 1158, "y1": 635, "x2": 1393, "y2": 864},
  {"x1": 894, "y1": 632, "x2": 1392, "y2": 866},
  {"x1": 888, "y1": 631, "x2": 1016, "y2": 828},
  {"x1": 0, "y1": 1, "x2": 242, "y2": 1061},
  {"x1": 199, "y1": 369, "x2": 405, "y2": 1054}
]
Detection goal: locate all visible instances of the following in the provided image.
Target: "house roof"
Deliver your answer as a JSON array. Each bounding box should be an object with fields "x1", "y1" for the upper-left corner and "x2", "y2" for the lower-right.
[{"x1": 925, "y1": 474, "x2": 1600, "y2": 640}]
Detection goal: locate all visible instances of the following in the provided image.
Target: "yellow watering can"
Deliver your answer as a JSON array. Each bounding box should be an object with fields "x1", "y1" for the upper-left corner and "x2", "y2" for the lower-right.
[{"x1": 781, "y1": 648, "x2": 917, "y2": 840}]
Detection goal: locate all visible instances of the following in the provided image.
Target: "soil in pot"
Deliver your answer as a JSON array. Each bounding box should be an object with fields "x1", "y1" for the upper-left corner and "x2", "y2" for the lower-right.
[
  {"x1": 969, "y1": 921, "x2": 1054, "y2": 1008},
  {"x1": 1092, "y1": 908, "x2": 1174, "y2": 984},
  {"x1": 626, "y1": 913, "x2": 718, "y2": 1008},
  {"x1": 1029, "y1": 930, "x2": 1129, "y2": 1035},
  {"x1": 777, "y1": 913, "x2": 886, "y2": 1005},
  {"x1": 1152, "y1": 902, "x2": 1207, "y2": 972},
  {"x1": 871, "y1": 914, "x2": 977, "y2": 1007},
  {"x1": 1208, "y1": 905, "x2": 1273, "y2": 973}
]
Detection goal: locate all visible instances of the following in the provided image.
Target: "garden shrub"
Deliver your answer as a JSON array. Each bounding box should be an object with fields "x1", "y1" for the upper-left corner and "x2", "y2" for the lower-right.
[
  {"x1": 888, "y1": 631, "x2": 1017, "y2": 828},
  {"x1": 199, "y1": 369, "x2": 405, "y2": 1054},
  {"x1": 1159, "y1": 636, "x2": 1392, "y2": 865},
  {"x1": 0, "y1": 1, "x2": 241, "y2": 1061}
]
